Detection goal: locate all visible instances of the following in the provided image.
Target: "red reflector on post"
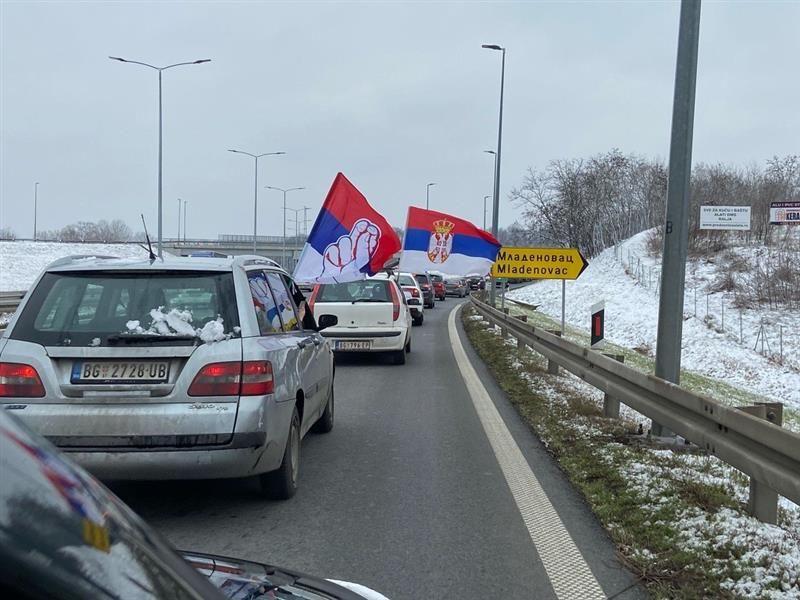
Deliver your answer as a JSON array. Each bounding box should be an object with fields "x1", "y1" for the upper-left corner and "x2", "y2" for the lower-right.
[{"x1": 0, "y1": 363, "x2": 46, "y2": 397}]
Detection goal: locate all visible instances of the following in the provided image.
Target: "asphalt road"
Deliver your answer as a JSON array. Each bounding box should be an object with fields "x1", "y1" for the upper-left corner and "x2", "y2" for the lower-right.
[{"x1": 112, "y1": 300, "x2": 645, "y2": 599}]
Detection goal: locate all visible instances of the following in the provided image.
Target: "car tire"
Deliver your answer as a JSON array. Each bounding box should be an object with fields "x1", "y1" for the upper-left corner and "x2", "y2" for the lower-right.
[
  {"x1": 393, "y1": 349, "x2": 406, "y2": 365},
  {"x1": 312, "y1": 386, "x2": 334, "y2": 434},
  {"x1": 412, "y1": 314, "x2": 423, "y2": 326},
  {"x1": 260, "y1": 408, "x2": 300, "y2": 500},
  {"x1": 405, "y1": 337, "x2": 411, "y2": 353}
]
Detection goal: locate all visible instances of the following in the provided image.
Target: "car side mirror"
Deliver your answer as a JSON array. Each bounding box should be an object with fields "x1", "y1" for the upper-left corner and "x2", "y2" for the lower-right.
[{"x1": 317, "y1": 314, "x2": 338, "y2": 330}]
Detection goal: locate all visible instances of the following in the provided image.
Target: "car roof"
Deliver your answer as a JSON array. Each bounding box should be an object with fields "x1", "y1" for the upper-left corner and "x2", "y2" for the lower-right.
[
  {"x1": 0, "y1": 409, "x2": 223, "y2": 598},
  {"x1": 43, "y1": 254, "x2": 285, "y2": 275}
]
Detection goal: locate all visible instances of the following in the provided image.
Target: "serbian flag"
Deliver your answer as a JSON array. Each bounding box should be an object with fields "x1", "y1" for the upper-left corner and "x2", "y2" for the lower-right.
[
  {"x1": 293, "y1": 173, "x2": 401, "y2": 284},
  {"x1": 398, "y1": 207, "x2": 501, "y2": 276}
]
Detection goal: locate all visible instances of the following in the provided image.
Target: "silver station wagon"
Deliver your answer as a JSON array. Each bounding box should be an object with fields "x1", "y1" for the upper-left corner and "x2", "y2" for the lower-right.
[{"x1": 0, "y1": 254, "x2": 337, "y2": 499}]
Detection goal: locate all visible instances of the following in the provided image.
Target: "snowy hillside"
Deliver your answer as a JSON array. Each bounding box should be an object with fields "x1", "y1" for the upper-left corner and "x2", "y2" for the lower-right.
[
  {"x1": 0, "y1": 241, "x2": 157, "y2": 291},
  {"x1": 507, "y1": 230, "x2": 800, "y2": 417}
]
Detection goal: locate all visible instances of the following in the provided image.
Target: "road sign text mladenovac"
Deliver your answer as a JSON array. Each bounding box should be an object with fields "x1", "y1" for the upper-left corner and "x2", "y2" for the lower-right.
[{"x1": 490, "y1": 247, "x2": 588, "y2": 280}]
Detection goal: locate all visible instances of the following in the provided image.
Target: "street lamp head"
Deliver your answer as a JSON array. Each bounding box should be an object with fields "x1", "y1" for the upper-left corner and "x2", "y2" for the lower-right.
[
  {"x1": 484, "y1": 150, "x2": 496, "y2": 155},
  {"x1": 193, "y1": 59, "x2": 211, "y2": 64},
  {"x1": 108, "y1": 56, "x2": 127, "y2": 62},
  {"x1": 428, "y1": 182, "x2": 436, "y2": 188},
  {"x1": 482, "y1": 44, "x2": 503, "y2": 51}
]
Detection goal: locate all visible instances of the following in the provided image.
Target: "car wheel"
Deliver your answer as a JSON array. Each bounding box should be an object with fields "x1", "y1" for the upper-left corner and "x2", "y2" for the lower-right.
[
  {"x1": 312, "y1": 386, "x2": 334, "y2": 434},
  {"x1": 412, "y1": 314, "x2": 423, "y2": 326},
  {"x1": 405, "y1": 337, "x2": 411, "y2": 353},
  {"x1": 393, "y1": 349, "x2": 406, "y2": 365},
  {"x1": 260, "y1": 408, "x2": 300, "y2": 500}
]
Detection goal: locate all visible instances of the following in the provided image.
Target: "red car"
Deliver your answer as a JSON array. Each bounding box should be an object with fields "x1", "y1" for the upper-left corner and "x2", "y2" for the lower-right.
[{"x1": 430, "y1": 274, "x2": 446, "y2": 301}]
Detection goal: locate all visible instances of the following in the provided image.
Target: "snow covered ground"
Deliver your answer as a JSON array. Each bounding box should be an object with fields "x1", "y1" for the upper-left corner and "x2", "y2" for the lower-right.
[
  {"x1": 508, "y1": 230, "x2": 800, "y2": 417},
  {"x1": 0, "y1": 240, "x2": 154, "y2": 291}
]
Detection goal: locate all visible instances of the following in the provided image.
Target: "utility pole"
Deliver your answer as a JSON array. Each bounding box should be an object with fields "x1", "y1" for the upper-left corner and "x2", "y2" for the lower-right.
[
  {"x1": 33, "y1": 182, "x2": 39, "y2": 240},
  {"x1": 482, "y1": 44, "x2": 506, "y2": 307},
  {"x1": 177, "y1": 198, "x2": 182, "y2": 240},
  {"x1": 653, "y1": 0, "x2": 702, "y2": 437},
  {"x1": 426, "y1": 183, "x2": 436, "y2": 210}
]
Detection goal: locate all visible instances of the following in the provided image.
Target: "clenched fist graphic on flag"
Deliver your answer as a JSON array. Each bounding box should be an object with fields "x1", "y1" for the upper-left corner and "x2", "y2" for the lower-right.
[{"x1": 293, "y1": 173, "x2": 401, "y2": 284}]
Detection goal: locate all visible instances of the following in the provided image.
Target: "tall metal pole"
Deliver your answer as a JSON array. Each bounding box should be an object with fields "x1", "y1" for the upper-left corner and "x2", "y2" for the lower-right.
[
  {"x1": 483, "y1": 44, "x2": 506, "y2": 306},
  {"x1": 109, "y1": 57, "x2": 210, "y2": 257},
  {"x1": 33, "y1": 182, "x2": 39, "y2": 240},
  {"x1": 483, "y1": 195, "x2": 491, "y2": 230},
  {"x1": 426, "y1": 182, "x2": 436, "y2": 210},
  {"x1": 653, "y1": 0, "x2": 702, "y2": 437},
  {"x1": 157, "y1": 70, "x2": 163, "y2": 257},
  {"x1": 253, "y1": 156, "x2": 259, "y2": 254},
  {"x1": 282, "y1": 190, "x2": 287, "y2": 268},
  {"x1": 177, "y1": 198, "x2": 182, "y2": 239},
  {"x1": 183, "y1": 199, "x2": 188, "y2": 241}
]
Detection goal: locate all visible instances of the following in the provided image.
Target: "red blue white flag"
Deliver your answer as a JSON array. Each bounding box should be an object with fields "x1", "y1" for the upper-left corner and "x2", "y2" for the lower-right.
[
  {"x1": 398, "y1": 207, "x2": 501, "y2": 276},
  {"x1": 293, "y1": 173, "x2": 401, "y2": 283}
]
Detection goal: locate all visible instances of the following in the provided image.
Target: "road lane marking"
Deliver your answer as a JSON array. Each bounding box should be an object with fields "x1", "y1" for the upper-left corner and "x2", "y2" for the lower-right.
[{"x1": 448, "y1": 305, "x2": 606, "y2": 600}]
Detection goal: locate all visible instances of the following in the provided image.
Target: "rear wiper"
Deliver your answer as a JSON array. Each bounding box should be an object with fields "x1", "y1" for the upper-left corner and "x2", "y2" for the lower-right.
[
  {"x1": 107, "y1": 333, "x2": 198, "y2": 344},
  {"x1": 351, "y1": 298, "x2": 388, "y2": 304}
]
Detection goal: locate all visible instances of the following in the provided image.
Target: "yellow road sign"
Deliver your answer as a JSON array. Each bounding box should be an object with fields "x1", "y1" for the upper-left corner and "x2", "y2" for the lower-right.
[{"x1": 490, "y1": 247, "x2": 588, "y2": 280}]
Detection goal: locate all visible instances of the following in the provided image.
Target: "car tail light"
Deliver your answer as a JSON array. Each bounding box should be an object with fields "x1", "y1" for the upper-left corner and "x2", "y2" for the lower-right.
[
  {"x1": 0, "y1": 363, "x2": 46, "y2": 397},
  {"x1": 308, "y1": 285, "x2": 320, "y2": 311},
  {"x1": 188, "y1": 362, "x2": 242, "y2": 396},
  {"x1": 421, "y1": 284, "x2": 430, "y2": 290},
  {"x1": 188, "y1": 361, "x2": 274, "y2": 396},
  {"x1": 389, "y1": 283, "x2": 401, "y2": 321},
  {"x1": 403, "y1": 287, "x2": 419, "y2": 298},
  {"x1": 241, "y1": 361, "x2": 273, "y2": 396}
]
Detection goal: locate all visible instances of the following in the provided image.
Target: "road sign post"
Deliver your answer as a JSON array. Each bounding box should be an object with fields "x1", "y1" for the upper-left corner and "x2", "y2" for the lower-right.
[
  {"x1": 591, "y1": 301, "x2": 605, "y2": 348},
  {"x1": 490, "y1": 247, "x2": 588, "y2": 336},
  {"x1": 653, "y1": 0, "x2": 701, "y2": 438}
]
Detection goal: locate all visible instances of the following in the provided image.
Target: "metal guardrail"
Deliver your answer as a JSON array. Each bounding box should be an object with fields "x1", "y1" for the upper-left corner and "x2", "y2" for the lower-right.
[
  {"x1": 0, "y1": 291, "x2": 25, "y2": 314},
  {"x1": 469, "y1": 294, "x2": 800, "y2": 523}
]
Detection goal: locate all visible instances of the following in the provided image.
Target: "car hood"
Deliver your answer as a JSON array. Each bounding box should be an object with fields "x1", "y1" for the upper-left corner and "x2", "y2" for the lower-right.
[{"x1": 183, "y1": 551, "x2": 388, "y2": 600}]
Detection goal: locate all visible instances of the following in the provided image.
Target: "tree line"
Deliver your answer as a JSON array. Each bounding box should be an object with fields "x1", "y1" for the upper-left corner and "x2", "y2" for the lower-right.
[
  {"x1": 508, "y1": 151, "x2": 800, "y2": 257},
  {"x1": 0, "y1": 219, "x2": 140, "y2": 243}
]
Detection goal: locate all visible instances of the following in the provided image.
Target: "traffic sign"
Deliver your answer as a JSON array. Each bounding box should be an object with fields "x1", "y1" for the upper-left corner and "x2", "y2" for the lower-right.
[
  {"x1": 490, "y1": 247, "x2": 588, "y2": 280},
  {"x1": 591, "y1": 301, "x2": 605, "y2": 348}
]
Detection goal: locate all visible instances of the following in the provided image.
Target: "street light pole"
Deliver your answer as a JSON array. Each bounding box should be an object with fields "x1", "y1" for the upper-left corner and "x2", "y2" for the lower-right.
[
  {"x1": 33, "y1": 182, "x2": 39, "y2": 240},
  {"x1": 109, "y1": 56, "x2": 211, "y2": 258},
  {"x1": 265, "y1": 186, "x2": 305, "y2": 268},
  {"x1": 228, "y1": 150, "x2": 286, "y2": 254},
  {"x1": 483, "y1": 43, "x2": 506, "y2": 306},
  {"x1": 484, "y1": 149, "x2": 497, "y2": 232},
  {"x1": 177, "y1": 198, "x2": 182, "y2": 240},
  {"x1": 183, "y1": 199, "x2": 188, "y2": 241},
  {"x1": 426, "y1": 182, "x2": 436, "y2": 210},
  {"x1": 483, "y1": 195, "x2": 491, "y2": 230}
]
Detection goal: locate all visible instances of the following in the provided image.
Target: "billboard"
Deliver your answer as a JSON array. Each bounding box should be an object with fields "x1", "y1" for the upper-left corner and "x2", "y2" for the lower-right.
[
  {"x1": 699, "y1": 206, "x2": 751, "y2": 230},
  {"x1": 769, "y1": 201, "x2": 800, "y2": 225}
]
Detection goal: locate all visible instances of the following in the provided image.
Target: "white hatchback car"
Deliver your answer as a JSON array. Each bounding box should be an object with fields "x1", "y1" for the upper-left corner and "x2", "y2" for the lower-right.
[{"x1": 309, "y1": 276, "x2": 412, "y2": 365}]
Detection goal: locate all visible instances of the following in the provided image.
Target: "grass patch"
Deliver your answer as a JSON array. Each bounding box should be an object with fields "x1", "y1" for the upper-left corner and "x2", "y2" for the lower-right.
[{"x1": 462, "y1": 306, "x2": 798, "y2": 599}]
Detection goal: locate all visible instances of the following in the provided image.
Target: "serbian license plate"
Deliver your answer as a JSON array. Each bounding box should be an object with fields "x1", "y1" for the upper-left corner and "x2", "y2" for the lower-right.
[
  {"x1": 71, "y1": 361, "x2": 170, "y2": 383},
  {"x1": 335, "y1": 340, "x2": 371, "y2": 351}
]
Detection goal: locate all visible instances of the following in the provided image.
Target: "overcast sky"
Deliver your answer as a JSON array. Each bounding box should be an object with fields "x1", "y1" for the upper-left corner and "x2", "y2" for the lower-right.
[{"x1": 1, "y1": 0, "x2": 798, "y2": 240}]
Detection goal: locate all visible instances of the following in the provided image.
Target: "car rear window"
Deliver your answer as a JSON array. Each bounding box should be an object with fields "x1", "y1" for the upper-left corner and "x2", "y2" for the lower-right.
[
  {"x1": 11, "y1": 271, "x2": 239, "y2": 347},
  {"x1": 317, "y1": 280, "x2": 391, "y2": 302},
  {"x1": 397, "y1": 275, "x2": 416, "y2": 286},
  {"x1": 415, "y1": 274, "x2": 430, "y2": 284}
]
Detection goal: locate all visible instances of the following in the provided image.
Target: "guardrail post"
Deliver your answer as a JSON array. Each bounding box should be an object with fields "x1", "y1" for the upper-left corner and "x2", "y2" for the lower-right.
[
  {"x1": 602, "y1": 354, "x2": 625, "y2": 418},
  {"x1": 738, "y1": 403, "x2": 783, "y2": 524},
  {"x1": 546, "y1": 330, "x2": 561, "y2": 375}
]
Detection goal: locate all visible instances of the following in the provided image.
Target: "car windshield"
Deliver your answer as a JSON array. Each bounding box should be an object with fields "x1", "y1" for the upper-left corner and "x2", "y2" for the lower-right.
[
  {"x1": 10, "y1": 271, "x2": 240, "y2": 347},
  {"x1": 316, "y1": 280, "x2": 392, "y2": 303}
]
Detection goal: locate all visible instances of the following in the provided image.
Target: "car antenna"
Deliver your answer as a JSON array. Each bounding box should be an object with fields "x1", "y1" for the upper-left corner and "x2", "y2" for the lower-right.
[{"x1": 140, "y1": 214, "x2": 157, "y2": 261}]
